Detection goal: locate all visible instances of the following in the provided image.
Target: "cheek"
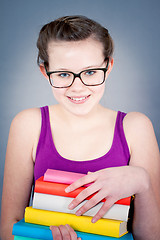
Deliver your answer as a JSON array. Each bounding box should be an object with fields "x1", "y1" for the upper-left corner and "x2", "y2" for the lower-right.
[
  {"x1": 92, "y1": 84, "x2": 105, "y2": 98},
  {"x1": 51, "y1": 88, "x2": 66, "y2": 101}
]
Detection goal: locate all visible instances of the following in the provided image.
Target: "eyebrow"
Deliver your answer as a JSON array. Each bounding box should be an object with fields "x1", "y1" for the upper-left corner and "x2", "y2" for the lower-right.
[{"x1": 53, "y1": 61, "x2": 105, "y2": 72}]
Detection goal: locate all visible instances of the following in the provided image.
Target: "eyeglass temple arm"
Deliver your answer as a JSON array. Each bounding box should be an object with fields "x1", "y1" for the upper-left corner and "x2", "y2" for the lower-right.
[
  {"x1": 44, "y1": 63, "x2": 49, "y2": 76},
  {"x1": 105, "y1": 57, "x2": 110, "y2": 71}
]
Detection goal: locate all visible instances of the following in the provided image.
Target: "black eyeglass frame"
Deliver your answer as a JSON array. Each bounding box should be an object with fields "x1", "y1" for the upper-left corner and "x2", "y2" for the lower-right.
[{"x1": 44, "y1": 58, "x2": 109, "y2": 88}]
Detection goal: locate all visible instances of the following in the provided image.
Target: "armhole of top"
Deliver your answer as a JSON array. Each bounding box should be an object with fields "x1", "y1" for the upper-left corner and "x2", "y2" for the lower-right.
[
  {"x1": 31, "y1": 106, "x2": 45, "y2": 204},
  {"x1": 120, "y1": 112, "x2": 131, "y2": 162},
  {"x1": 35, "y1": 106, "x2": 48, "y2": 162}
]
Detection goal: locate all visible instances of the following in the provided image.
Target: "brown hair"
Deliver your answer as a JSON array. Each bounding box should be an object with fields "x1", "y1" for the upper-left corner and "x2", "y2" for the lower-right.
[{"x1": 37, "y1": 15, "x2": 114, "y2": 67}]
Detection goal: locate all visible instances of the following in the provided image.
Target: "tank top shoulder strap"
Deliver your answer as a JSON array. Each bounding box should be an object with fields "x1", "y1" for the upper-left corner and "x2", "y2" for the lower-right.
[
  {"x1": 41, "y1": 105, "x2": 50, "y2": 129},
  {"x1": 36, "y1": 106, "x2": 50, "y2": 156},
  {"x1": 114, "y1": 111, "x2": 130, "y2": 160}
]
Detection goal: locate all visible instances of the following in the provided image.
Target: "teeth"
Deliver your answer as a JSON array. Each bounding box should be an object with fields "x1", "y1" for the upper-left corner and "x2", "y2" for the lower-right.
[{"x1": 70, "y1": 97, "x2": 87, "y2": 101}]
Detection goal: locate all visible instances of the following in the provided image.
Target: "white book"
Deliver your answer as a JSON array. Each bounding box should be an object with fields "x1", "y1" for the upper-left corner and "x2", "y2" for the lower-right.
[{"x1": 33, "y1": 192, "x2": 130, "y2": 221}]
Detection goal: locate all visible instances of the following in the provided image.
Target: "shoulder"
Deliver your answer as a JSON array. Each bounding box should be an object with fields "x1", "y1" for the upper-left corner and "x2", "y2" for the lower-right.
[
  {"x1": 123, "y1": 111, "x2": 155, "y2": 140},
  {"x1": 11, "y1": 107, "x2": 41, "y2": 132},
  {"x1": 12, "y1": 107, "x2": 41, "y2": 121},
  {"x1": 123, "y1": 111, "x2": 153, "y2": 132},
  {"x1": 123, "y1": 111, "x2": 159, "y2": 165},
  {"x1": 9, "y1": 107, "x2": 42, "y2": 145},
  {"x1": 8, "y1": 107, "x2": 43, "y2": 162}
]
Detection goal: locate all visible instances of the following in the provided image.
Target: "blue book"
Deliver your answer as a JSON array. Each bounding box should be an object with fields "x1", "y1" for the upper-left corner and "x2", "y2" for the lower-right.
[
  {"x1": 14, "y1": 237, "x2": 40, "y2": 240},
  {"x1": 13, "y1": 219, "x2": 134, "y2": 240}
]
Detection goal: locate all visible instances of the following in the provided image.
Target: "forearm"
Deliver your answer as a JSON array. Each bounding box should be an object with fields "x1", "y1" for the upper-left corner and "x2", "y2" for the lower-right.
[
  {"x1": 1, "y1": 220, "x2": 15, "y2": 240},
  {"x1": 132, "y1": 180, "x2": 160, "y2": 240}
]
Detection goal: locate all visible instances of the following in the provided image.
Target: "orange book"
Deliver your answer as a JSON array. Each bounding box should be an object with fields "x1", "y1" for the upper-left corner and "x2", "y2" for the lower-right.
[{"x1": 35, "y1": 176, "x2": 131, "y2": 205}]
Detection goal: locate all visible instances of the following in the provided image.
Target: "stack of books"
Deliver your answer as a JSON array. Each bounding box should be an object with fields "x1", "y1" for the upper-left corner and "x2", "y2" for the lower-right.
[{"x1": 12, "y1": 169, "x2": 134, "y2": 240}]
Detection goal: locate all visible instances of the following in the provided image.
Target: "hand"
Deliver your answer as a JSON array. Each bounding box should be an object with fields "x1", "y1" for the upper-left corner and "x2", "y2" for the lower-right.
[
  {"x1": 50, "y1": 224, "x2": 81, "y2": 240},
  {"x1": 65, "y1": 166, "x2": 148, "y2": 223}
]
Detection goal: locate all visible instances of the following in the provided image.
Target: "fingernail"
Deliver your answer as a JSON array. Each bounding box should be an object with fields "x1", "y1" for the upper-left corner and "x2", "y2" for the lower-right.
[
  {"x1": 68, "y1": 203, "x2": 74, "y2": 209},
  {"x1": 76, "y1": 210, "x2": 82, "y2": 216},
  {"x1": 91, "y1": 218, "x2": 97, "y2": 223},
  {"x1": 65, "y1": 187, "x2": 70, "y2": 193},
  {"x1": 50, "y1": 225, "x2": 54, "y2": 230}
]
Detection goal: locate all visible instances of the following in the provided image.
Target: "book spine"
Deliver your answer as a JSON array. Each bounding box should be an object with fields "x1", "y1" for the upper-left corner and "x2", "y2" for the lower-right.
[
  {"x1": 33, "y1": 192, "x2": 130, "y2": 221},
  {"x1": 44, "y1": 169, "x2": 86, "y2": 184},
  {"x1": 12, "y1": 220, "x2": 51, "y2": 239},
  {"x1": 25, "y1": 207, "x2": 127, "y2": 238}
]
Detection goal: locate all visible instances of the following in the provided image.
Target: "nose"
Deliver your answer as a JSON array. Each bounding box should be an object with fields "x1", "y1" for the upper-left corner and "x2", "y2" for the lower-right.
[{"x1": 70, "y1": 76, "x2": 86, "y2": 90}]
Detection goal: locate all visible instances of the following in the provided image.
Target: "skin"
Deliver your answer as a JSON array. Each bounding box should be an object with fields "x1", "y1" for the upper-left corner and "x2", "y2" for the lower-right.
[{"x1": 1, "y1": 37, "x2": 160, "y2": 240}]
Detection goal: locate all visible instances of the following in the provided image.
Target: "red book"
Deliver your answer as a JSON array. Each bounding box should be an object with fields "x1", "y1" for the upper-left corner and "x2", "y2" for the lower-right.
[{"x1": 35, "y1": 176, "x2": 131, "y2": 205}]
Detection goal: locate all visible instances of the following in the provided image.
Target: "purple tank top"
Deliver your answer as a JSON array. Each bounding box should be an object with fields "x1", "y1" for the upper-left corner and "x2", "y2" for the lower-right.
[{"x1": 34, "y1": 106, "x2": 130, "y2": 181}]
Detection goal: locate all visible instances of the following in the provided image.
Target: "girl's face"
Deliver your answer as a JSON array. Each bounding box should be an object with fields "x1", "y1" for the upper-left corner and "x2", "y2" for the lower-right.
[{"x1": 46, "y1": 38, "x2": 113, "y2": 117}]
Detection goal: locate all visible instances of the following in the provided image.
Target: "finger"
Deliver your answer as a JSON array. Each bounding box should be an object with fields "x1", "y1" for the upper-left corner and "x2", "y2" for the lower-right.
[
  {"x1": 91, "y1": 197, "x2": 115, "y2": 223},
  {"x1": 74, "y1": 190, "x2": 108, "y2": 216},
  {"x1": 50, "y1": 226, "x2": 62, "y2": 240},
  {"x1": 68, "y1": 181, "x2": 101, "y2": 210},
  {"x1": 59, "y1": 225, "x2": 72, "y2": 240},
  {"x1": 65, "y1": 224, "x2": 80, "y2": 240},
  {"x1": 65, "y1": 172, "x2": 98, "y2": 193}
]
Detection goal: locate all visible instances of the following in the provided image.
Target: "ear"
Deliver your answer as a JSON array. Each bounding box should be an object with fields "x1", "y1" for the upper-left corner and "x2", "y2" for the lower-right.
[
  {"x1": 39, "y1": 64, "x2": 49, "y2": 80},
  {"x1": 107, "y1": 57, "x2": 114, "y2": 76}
]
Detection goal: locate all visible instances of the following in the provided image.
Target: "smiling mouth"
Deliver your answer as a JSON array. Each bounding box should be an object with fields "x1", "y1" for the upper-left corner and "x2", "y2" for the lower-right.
[{"x1": 67, "y1": 95, "x2": 90, "y2": 103}]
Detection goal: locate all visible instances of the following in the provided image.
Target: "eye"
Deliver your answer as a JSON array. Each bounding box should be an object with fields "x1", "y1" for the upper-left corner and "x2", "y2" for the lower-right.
[
  {"x1": 85, "y1": 70, "x2": 96, "y2": 76},
  {"x1": 58, "y1": 72, "x2": 70, "y2": 78}
]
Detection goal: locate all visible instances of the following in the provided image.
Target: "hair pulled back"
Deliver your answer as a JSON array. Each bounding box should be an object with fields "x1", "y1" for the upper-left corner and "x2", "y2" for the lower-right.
[{"x1": 37, "y1": 15, "x2": 114, "y2": 67}]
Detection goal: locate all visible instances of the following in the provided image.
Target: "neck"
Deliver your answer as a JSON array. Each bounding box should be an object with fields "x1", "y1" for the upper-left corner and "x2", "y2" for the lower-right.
[{"x1": 55, "y1": 104, "x2": 106, "y2": 129}]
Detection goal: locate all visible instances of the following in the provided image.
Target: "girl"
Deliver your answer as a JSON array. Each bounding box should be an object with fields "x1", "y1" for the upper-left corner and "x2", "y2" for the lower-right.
[{"x1": 1, "y1": 15, "x2": 160, "y2": 240}]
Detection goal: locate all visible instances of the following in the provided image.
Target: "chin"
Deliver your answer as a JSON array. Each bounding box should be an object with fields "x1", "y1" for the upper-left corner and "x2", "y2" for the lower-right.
[{"x1": 65, "y1": 105, "x2": 97, "y2": 117}]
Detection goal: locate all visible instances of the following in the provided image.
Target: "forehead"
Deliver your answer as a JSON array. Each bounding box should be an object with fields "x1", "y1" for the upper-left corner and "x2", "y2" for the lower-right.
[{"x1": 47, "y1": 38, "x2": 104, "y2": 70}]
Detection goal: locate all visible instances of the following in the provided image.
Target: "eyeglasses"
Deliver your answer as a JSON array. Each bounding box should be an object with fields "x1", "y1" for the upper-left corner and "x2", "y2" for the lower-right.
[{"x1": 44, "y1": 58, "x2": 109, "y2": 88}]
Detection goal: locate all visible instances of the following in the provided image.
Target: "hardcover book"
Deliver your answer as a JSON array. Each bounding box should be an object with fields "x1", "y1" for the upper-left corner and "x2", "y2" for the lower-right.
[
  {"x1": 25, "y1": 207, "x2": 128, "y2": 238},
  {"x1": 33, "y1": 192, "x2": 130, "y2": 221},
  {"x1": 13, "y1": 219, "x2": 134, "y2": 240}
]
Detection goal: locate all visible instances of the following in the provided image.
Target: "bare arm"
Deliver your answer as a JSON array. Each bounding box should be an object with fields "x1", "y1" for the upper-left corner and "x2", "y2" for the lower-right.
[
  {"x1": 0, "y1": 108, "x2": 41, "y2": 240},
  {"x1": 124, "y1": 112, "x2": 160, "y2": 239},
  {"x1": 1, "y1": 107, "x2": 82, "y2": 240},
  {"x1": 65, "y1": 112, "x2": 160, "y2": 240}
]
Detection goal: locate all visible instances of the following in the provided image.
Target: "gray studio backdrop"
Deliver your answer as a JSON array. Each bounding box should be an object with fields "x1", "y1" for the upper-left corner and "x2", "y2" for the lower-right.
[{"x1": 0, "y1": 0, "x2": 160, "y2": 214}]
